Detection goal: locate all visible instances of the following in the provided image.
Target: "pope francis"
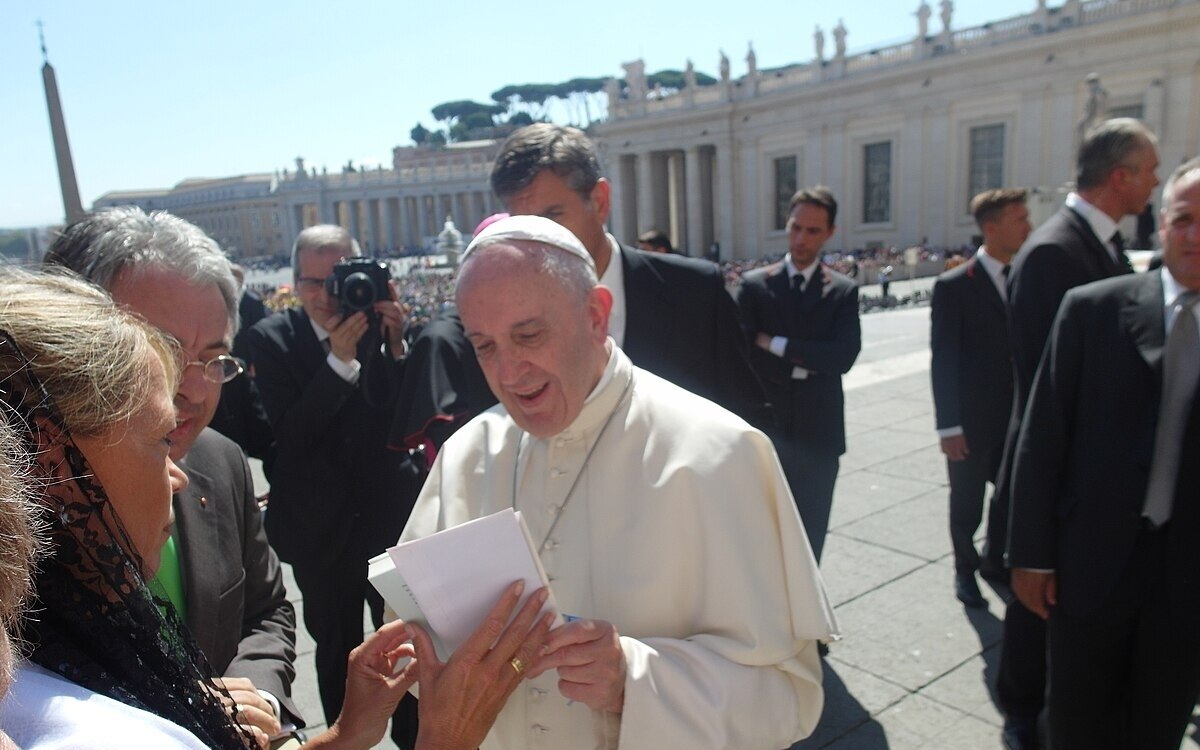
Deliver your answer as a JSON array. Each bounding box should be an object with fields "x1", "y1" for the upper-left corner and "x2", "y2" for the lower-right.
[{"x1": 400, "y1": 215, "x2": 839, "y2": 750}]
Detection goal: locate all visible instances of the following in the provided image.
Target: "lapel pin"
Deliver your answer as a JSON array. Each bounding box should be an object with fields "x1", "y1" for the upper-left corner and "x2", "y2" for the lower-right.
[{"x1": 199, "y1": 496, "x2": 209, "y2": 508}]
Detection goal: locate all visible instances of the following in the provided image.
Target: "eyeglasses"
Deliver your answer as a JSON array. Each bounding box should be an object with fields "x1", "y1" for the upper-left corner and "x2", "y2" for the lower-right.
[
  {"x1": 182, "y1": 354, "x2": 245, "y2": 384},
  {"x1": 295, "y1": 276, "x2": 325, "y2": 292}
]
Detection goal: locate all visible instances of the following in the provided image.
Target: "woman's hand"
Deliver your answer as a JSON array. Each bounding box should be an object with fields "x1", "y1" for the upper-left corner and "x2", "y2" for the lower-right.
[{"x1": 413, "y1": 581, "x2": 554, "y2": 750}]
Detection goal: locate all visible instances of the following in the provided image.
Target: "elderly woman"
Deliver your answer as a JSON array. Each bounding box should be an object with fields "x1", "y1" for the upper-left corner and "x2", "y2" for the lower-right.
[{"x1": 0, "y1": 270, "x2": 550, "y2": 750}]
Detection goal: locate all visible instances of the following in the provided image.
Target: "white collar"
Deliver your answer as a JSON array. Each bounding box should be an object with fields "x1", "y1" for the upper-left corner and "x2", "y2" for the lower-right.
[
  {"x1": 308, "y1": 314, "x2": 331, "y2": 343},
  {"x1": 784, "y1": 254, "x2": 821, "y2": 283},
  {"x1": 1066, "y1": 192, "x2": 1120, "y2": 248}
]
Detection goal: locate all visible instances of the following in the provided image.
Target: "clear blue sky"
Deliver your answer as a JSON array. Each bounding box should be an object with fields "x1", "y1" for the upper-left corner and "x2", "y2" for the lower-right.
[{"x1": 2, "y1": 0, "x2": 1034, "y2": 228}]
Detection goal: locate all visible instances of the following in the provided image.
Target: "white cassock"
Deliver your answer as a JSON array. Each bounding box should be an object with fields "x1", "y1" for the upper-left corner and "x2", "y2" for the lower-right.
[{"x1": 401, "y1": 342, "x2": 839, "y2": 750}]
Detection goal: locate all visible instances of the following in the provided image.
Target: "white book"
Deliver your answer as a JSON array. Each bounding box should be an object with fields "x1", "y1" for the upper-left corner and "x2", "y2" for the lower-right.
[{"x1": 368, "y1": 508, "x2": 561, "y2": 661}]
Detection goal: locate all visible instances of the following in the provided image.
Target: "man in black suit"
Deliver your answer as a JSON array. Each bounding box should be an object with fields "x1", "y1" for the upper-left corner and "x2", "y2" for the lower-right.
[
  {"x1": 735, "y1": 187, "x2": 861, "y2": 563},
  {"x1": 930, "y1": 189, "x2": 1030, "y2": 608},
  {"x1": 1008, "y1": 157, "x2": 1200, "y2": 749},
  {"x1": 248, "y1": 225, "x2": 419, "y2": 743},
  {"x1": 490, "y1": 124, "x2": 766, "y2": 424},
  {"x1": 43, "y1": 207, "x2": 301, "y2": 739},
  {"x1": 993, "y1": 118, "x2": 1160, "y2": 750}
]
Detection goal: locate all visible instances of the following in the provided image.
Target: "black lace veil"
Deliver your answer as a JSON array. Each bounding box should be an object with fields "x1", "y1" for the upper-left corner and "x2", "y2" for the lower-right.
[{"x1": 0, "y1": 331, "x2": 253, "y2": 749}]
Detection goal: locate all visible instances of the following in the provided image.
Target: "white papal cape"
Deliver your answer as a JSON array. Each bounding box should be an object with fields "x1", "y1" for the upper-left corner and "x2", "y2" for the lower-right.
[{"x1": 401, "y1": 342, "x2": 839, "y2": 750}]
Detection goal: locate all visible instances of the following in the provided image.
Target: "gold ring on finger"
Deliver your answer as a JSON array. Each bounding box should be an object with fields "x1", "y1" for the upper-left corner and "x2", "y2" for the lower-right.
[{"x1": 510, "y1": 656, "x2": 525, "y2": 675}]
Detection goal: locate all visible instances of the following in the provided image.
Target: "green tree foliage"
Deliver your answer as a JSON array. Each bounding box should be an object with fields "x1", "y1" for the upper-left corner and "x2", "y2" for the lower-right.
[
  {"x1": 430, "y1": 99, "x2": 504, "y2": 124},
  {"x1": 410, "y1": 123, "x2": 430, "y2": 145}
]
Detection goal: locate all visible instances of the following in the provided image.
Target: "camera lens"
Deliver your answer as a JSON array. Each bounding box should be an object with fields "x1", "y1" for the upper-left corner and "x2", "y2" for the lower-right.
[{"x1": 342, "y1": 272, "x2": 377, "y2": 311}]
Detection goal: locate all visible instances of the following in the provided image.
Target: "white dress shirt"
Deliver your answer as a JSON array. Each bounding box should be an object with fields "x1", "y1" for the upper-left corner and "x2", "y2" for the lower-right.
[
  {"x1": 309, "y1": 316, "x2": 361, "y2": 384},
  {"x1": 599, "y1": 234, "x2": 628, "y2": 347},
  {"x1": 1065, "y1": 192, "x2": 1120, "y2": 262},
  {"x1": 768, "y1": 255, "x2": 823, "y2": 379}
]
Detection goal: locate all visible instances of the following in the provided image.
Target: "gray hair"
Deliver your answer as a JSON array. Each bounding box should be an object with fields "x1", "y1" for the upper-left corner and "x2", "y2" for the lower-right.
[
  {"x1": 1160, "y1": 156, "x2": 1200, "y2": 208},
  {"x1": 491, "y1": 124, "x2": 602, "y2": 204},
  {"x1": 456, "y1": 239, "x2": 598, "y2": 306},
  {"x1": 43, "y1": 206, "x2": 239, "y2": 332},
  {"x1": 0, "y1": 268, "x2": 181, "y2": 438},
  {"x1": 0, "y1": 410, "x2": 44, "y2": 682},
  {"x1": 1076, "y1": 118, "x2": 1158, "y2": 190},
  {"x1": 290, "y1": 225, "x2": 361, "y2": 279}
]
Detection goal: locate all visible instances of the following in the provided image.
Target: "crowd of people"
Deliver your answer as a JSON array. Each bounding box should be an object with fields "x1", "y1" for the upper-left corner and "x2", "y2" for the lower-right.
[{"x1": 0, "y1": 117, "x2": 1196, "y2": 750}]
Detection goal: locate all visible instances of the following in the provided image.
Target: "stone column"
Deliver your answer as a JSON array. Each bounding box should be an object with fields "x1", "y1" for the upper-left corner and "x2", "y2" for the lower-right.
[
  {"x1": 385, "y1": 197, "x2": 401, "y2": 251},
  {"x1": 636, "y1": 151, "x2": 655, "y2": 235},
  {"x1": 348, "y1": 200, "x2": 363, "y2": 245},
  {"x1": 613, "y1": 153, "x2": 639, "y2": 244},
  {"x1": 366, "y1": 198, "x2": 381, "y2": 253},
  {"x1": 714, "y1": 144, "x2": 735, "y2": 260},
  {"x1": 685, "y1": 146, "x2": 705, "y2": 256}
]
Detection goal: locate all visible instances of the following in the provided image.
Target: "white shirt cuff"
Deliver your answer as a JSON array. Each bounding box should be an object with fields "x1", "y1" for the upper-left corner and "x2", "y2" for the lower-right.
[
  {"x1": 256, "y1": 689, "x2": 281, "y2": 719},
  {"x1": 937, "y1": 426, "x2": 965, "y2": 439},
  {"x1": 326, "y1": 352, "x2": 362, "y2": 384},
  {"x1": 769, "y1": 336, "x2": 788, "y2": 358}
]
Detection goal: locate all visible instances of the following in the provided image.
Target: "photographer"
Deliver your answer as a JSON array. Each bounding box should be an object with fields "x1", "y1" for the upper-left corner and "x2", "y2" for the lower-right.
[{"x1": 248, "y1": 224, "x2": 420, "y2": 748}]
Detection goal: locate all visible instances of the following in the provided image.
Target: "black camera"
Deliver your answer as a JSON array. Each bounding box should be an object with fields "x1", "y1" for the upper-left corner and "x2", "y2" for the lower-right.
[{"x1": 324, "y1": 258, "x2": 392, "y2": 322}]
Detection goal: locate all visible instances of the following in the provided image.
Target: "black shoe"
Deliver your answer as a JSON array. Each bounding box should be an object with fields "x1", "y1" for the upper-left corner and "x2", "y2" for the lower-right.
[
  {"x1": 1001, "y1": 717, "x2": 1040, "y2": 750},
  {"x1": 955, "y1": 573, "x2": 987, "y2": 609}
]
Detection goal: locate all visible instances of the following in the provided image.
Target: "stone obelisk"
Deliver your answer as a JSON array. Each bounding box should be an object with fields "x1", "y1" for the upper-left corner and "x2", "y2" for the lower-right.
[{"x1": 39, "y1": 23, "x2": 85, "y2": 224}]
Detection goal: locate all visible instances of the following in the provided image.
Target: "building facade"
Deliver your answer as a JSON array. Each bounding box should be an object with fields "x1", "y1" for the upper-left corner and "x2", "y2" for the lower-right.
[
  {"x1": 90, "y1": 0, "x2": 1200, "y2": 262},
  {"x1": 274, "y1": 140, "x2": 501, "y2": 256},
  {"x1": 594, "y1": 0, "x2": 1200, "y2": 259},
  {"x1": 94, "y1": 174, "x2": 284, "y2": 259}
]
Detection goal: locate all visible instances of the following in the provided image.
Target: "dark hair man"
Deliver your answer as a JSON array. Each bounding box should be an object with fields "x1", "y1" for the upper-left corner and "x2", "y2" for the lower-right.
[
  {"x1": 930, "y1": 188, "x2": 1030, "y2": 609},
  {"x1": 735, "y1": 186, "x2": 862, "y2": 563},
  {"x1": 636, "y1": 229, "x2": 673, "y2": 253}
]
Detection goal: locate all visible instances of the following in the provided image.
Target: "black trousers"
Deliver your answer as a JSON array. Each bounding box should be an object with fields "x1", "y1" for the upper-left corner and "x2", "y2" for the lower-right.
[
  {"x1": 996, "y1": 598, "x2": 1047, "y2": 723},
  {"x1": 1046, "y1": 527, "x2": 1200, "y2": 750},
  {"x1": 771, "y1": 433, "x2": 840, "y2": 563},
  {"x1": 946, "y1": 440, "x2": 1003, "y2": 576},
  {"x1": 291, "y1": 552, "x2": 419, "y2": 748}
]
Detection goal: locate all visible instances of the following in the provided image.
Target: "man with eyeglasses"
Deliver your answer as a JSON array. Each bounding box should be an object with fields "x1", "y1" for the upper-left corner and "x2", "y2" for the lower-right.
[
  {"x1": 248, "y1": 224, "x2": 420, "y2": 748},
  {"x1": 43, "y1": 207, "x2": 303, "y2": 742}
]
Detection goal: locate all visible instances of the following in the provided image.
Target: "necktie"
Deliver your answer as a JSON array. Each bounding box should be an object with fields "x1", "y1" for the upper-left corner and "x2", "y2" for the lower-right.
[
  {"x1": 1142, "y1": 291, "x2": 1200, "y2": 526},
  {"x1": 1110, "y1": 231, "x2": 1133, "y2": 272},
  {"x1": 791, "y1": 274, "x2": 805, "y2": 293},
  {"x1": 1001, "y1": 265, "x2": 1011, "y2": 279},
  {"x1": 1110, "y1": 230, "x2": 1126, "y2": 254}
]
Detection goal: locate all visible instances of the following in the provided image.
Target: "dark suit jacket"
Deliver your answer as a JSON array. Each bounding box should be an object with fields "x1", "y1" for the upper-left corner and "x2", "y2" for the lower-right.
[
  {"x1": 1008, "y1": 205, "x2": 1133, "y2": 403},
  {"x1": 619, "y1": 246, "x2": 767, "y2": 425},
  {"x1": 389, "y1": 307, "x2": 496, "y2": 469},
  {"x1": 234, "y1": 291, "x2": 269, "y2": 364},
  {"x1": 736, "y1": 262, "x2": 861, "y2": 455},
  {"x1": 1009, "y1": 272, "x2": 1200, "y2": 619},
  {"x1": 175, "y1": 428, "x2": 300, "y2": 723},
  {"x1": 248, "y1": 307, "x2": 416, "y2": 569},
  {"x1": 930, "y1": 257, "x2": 1013, "y2": 449}
]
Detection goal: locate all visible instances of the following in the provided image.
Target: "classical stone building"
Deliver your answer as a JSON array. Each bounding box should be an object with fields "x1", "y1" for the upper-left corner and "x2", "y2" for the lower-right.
[
  {"x1": 90, "y1": 0, "x2": 1199, "y2": 262},
  {"x1": 94, "y1": 174, "x2": 283, "y2": 259},
  {"x1": 594, "y1": 0, "x2": 1200, "y2": 259},
  {"x1": 274, "y1": 140, "x2": 501, "y2": 255}
]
